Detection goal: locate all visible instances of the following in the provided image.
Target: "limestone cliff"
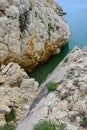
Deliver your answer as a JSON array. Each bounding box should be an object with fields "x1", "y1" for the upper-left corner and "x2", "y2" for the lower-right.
[
  {"x1": 16, "y1": 47, "x2": 87, "y2": 130},
  {"x1": 0, "y1": 0, "x2": 70, "y2": 72},
  {"x1": 0, "y1": 62, "x2": 39, "y2": 126}
]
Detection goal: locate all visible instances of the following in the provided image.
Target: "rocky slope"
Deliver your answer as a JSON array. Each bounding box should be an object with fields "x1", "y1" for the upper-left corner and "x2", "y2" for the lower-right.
[
  {"x1": 0, "y1": 62, "x2": 39, "y2": 126},
  {"x1": 16, "y1": 47, "x2": 87, "y2": 130},
  {"x1": 0, "y1": 0, "x2": 70, "y2": 72}
]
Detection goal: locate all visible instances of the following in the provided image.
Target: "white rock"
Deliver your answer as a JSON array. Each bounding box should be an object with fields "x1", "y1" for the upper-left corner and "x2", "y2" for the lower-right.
[
  {"x1": 66, "y1": 122, "x2": 78, "y2": 130},
  {"x1": 0, "y1": 0, "x2": 8, "y2": 10},
  {"x1": 76, "y1": 116, "x2": 81, "y2": 123},
  {"x1": 6, "y1": 5, "x2": 19, "y2": 18},
  {"x1": 24, "y1": 104, "x2": 30, "y2": 110},
  {"x1": 20, "y1": 78, "x2": 36, "y2": 92},
  {"x1": 1, "y1": 62, "x2": 14, "y2": 74},
  {"x1": 0, "y1": 105, "x2": 10, "y2": 113},
  {"x1": 5, "y1": 63, "x2": 21, "y2": 75}
]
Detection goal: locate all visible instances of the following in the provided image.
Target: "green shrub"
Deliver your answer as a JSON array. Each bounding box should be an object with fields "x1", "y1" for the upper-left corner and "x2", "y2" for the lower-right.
[
  {"x1": 0, "y1": 123, "x2": 15, "y2": 130},
  {"x1": 34, "y1": 120, "x2": 56, "y2": 130},
  {"x1": 29, "y1": 1, "x2": 33, "y2": 11},
  {"x1": 56, "y1": 25, "x2": 59, "y2": 30},
  {"x1": 5, "y1": 107, "x2": 16, "y2": 122},
  {"x1": 33, "y1": 120, "x2": 67, "y2": 130},
  {"x1": 47, "y1": 82, "x2": 58, "y2": 92},
  {"x1": 19, "y1": 11, "x2": 28, "y2": 32}
]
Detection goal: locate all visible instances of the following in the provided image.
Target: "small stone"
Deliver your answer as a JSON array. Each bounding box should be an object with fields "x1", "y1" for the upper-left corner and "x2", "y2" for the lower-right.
[
  {"x1": 20, "y1": 78, "x2": 38, "y2": 92},
  {"x1": 1, "y1": 62, "x2": 13, "y2": 74},
  {"x1": 76, "y1": 116, "x2": 81, "y2": 123},
  {"x1": 24, "y1": 104, "x2": 30, "y2": 110},
  {"x1": 21, "y1": 90, "x2": 26, "y2": 93}
]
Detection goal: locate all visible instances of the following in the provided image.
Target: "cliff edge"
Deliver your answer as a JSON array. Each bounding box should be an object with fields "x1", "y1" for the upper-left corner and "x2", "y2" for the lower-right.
[{"x1": 0, "y1": 0, "x2": 70, "y2": 72}]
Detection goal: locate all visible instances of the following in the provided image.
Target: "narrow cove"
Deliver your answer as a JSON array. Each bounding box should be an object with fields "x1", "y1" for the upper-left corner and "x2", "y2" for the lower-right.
[{"x1": 29, "y1": 0, "x2": 87, "y2": 84}]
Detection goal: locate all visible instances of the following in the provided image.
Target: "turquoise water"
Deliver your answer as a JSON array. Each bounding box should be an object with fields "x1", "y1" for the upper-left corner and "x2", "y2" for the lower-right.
[
  {"x1": 29, "y1": 0, "x2": 87, "y2": 84},
  {"x1": 56, "y1": 0, "x2": 87, "y2": 49}
]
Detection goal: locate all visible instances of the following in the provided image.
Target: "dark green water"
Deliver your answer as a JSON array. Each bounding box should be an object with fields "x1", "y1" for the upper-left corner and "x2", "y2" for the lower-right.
[
  {"x1": 29, "y1": 0, "x2": 87, "y2": 84},
  {"x1": 29, "y1": 44, "x2": 69, "y2": 84}
]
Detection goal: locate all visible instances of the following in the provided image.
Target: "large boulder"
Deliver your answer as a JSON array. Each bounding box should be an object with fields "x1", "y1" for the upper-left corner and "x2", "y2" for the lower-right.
[{"x1": 0, "y1": 0, "x2": 70, "y2": 72}]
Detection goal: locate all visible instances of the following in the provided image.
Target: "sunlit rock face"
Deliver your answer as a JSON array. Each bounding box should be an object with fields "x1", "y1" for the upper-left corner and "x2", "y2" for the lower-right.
[
  {"x1": 16, "y1": 47, "x2": 87, "y2": 130},
  {"x1": 0, "y1": 62, "x2": 39, "y2": 126},
  {"x1": 0, "y1": 0, "x2": 70, "y2": 72}
]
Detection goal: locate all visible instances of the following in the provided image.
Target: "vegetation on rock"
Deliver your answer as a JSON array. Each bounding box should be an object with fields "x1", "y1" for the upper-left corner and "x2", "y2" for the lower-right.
[
  {"x1": 19, "y1": 11, "x2": 28, "y2": 32},
  {"x1": 47, "y1": 82, "x2": 58, "y2": 92},
  {"x1": 0, "y1": 123, "x2": 15, "y2": 130},
  {"x1": 5, "y1": 107, "x2": 16, "y2": 122},
  {"x1": 33, "y1": 120, "x2": 66, "y2": 130},
  {"x1": 29, "y1": 1, "x2": 33, "y2": 11},
  {"x1": 0, "y1": 107, "x2": 16, "y2": 130},
  {"x1": 34, "y1": 120, "x2": 56, "y2": 130}
]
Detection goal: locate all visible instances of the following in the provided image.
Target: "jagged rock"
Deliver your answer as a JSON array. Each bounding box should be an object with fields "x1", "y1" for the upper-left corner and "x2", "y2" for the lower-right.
[
  {"x1": 0, "y1": 62, "x2": 39, "y2": 126},
  {"x1": 20, "y1": 78, "x2": 38, "y2": 92},
  {"x1": 16, "y1": 47, "x2": 87, "y2": 130},
  {"x1": 0, "y1": 0, "x2": 70, "y2": 72}
]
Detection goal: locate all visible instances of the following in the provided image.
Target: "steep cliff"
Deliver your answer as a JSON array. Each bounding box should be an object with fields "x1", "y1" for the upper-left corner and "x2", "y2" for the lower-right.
[
  {"x1": 16, "y1": 47, "x2": 87, "y2": 130},
  {"x1": 0, "y1": 62, "x2": 39, "y2": 126},
  {"x1": 0, "y1": 0, "x2": 70, "y2": 72}
]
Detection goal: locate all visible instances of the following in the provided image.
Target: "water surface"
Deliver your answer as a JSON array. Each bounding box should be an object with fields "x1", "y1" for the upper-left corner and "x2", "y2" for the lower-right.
[{"x1": 56, "y1": 0, "x2": 87, "y2": 49}]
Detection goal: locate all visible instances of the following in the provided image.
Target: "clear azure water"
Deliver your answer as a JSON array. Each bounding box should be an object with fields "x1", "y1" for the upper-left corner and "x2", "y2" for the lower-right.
[
  {"x1": 56, "y1": 0, "x2": 87, "y2": 49},
  {"x1": 29, "y1": 0, "x2": 87, "y2": 84}
]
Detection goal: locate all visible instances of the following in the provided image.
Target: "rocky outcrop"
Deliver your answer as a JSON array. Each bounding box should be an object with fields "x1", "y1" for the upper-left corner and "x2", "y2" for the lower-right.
[
  {"x1": 16, "y1": 47, "x2": 87, "y2": 130},
  {"x1": 0, "y1": 0, "x2": 70, "y2": 72},
  {"x1": 0, "y1": 62, "x2": 39, "y2": 126}
]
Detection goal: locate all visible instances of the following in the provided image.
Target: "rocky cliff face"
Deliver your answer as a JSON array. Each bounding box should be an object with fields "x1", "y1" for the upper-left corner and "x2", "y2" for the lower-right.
[
  {"x1": 16, "y1": 47, "x2": 87, "y2": 130},
  {"x1": 0, "y1": 62, "x2": 39, "y2": 126},
  {"x1": 0, "y1": 0, "x2": 70, "y2": 72}
]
